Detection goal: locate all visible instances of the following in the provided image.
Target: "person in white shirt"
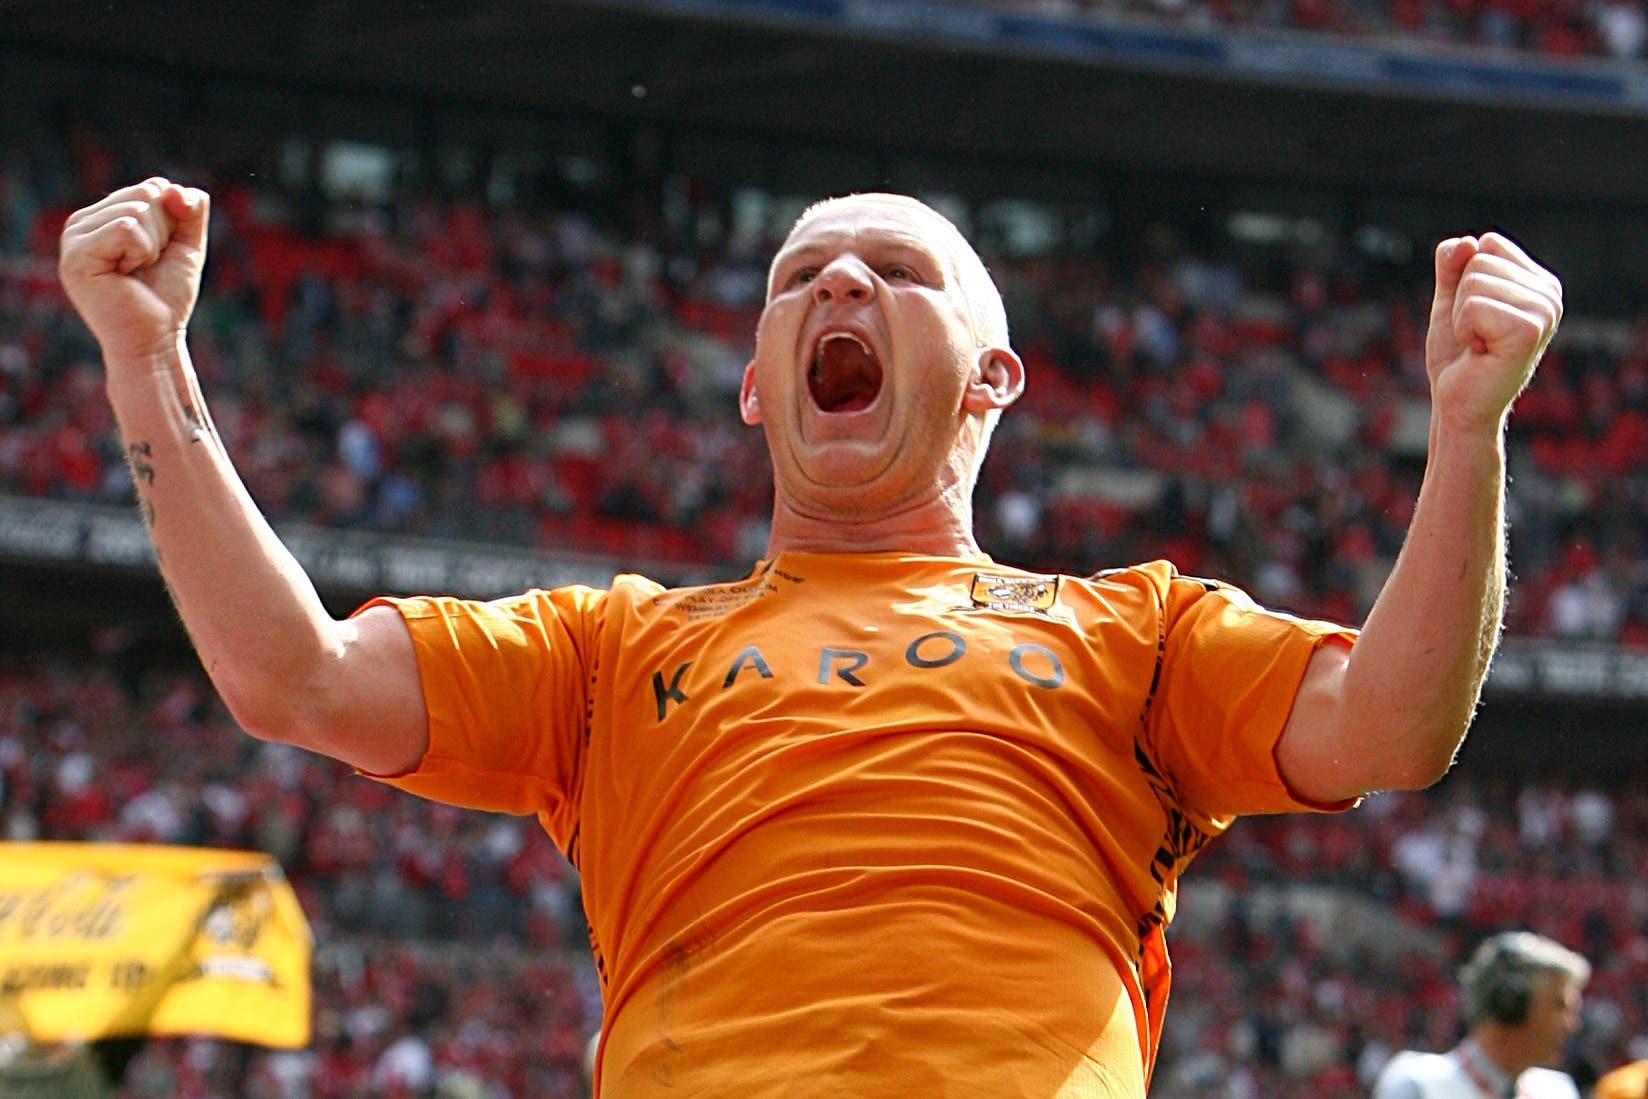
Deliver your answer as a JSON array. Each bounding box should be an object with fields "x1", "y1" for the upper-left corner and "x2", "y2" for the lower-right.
[{"x1": 1372, "y1": 931, "x2": 1589, "y2": 1099}]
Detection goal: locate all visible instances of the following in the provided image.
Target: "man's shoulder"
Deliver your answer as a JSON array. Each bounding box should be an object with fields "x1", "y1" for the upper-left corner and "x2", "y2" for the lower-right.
[
  {"x1": 1084, "y1": 559, "x2": 1253, "y2": 606},
  {"x1": 1519, "y1": 1066, "x2": 1582, "y2": 1099},
  {"x1": 1086, "y1": 558, "x2": 1180, "y2": 587},
  {"x1": 1372, "y1": 1049, "x2": 1462, "y2": 1098},
  {"x1": 1377, "y1": 1049, "x2": 1457, "y2": 1082}
]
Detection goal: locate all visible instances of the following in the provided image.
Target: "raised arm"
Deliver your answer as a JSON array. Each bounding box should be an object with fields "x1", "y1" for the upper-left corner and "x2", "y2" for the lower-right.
[
  {"x1": 58, "y1": 178, "x2": 428, "y2": 775},
  {"x1": 1277, "y1": 233, "x2": 1562, "y2": 801}
]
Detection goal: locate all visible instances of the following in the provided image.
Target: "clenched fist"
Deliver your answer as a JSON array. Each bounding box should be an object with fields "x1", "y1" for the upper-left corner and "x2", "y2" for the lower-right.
[
  {"x1": 1426, "y1": 232, "x2": 1562, "y2": 434},
  {"x1": 58, "y1": 177, "x2": 211, "y2": 363}
]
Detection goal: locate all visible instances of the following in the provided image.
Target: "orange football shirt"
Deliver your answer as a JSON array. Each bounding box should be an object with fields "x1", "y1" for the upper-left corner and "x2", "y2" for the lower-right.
[{"x1": 360, "y1": 551, "x2": 1356, "y2": 1097}]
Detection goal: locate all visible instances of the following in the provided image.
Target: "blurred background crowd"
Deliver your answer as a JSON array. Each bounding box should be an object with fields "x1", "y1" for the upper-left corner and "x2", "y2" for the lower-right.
[
  {"x1": 1012, "y1": 0, "x2": 1648, "y2": 58},
  {"x1": 2, "y1": 0, "x2": 1647, "y2": 1096},
  {"x1": 6, "y1": 120, "x2": 1645, "y2": 641}
]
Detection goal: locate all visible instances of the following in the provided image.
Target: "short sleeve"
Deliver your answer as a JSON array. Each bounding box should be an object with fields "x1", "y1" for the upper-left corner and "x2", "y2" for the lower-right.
[
  {"x1": 1144, "y1": 574, "x2": 1357, "y2": 822},
  {"x1": 350, "y1": 585, "x2": 605, "y2": 853}
]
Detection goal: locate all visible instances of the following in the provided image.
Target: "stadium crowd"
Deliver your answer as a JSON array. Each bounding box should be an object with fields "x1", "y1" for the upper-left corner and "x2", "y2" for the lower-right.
[
  {"x1": 0, "y1": 655, "x2": 597, "y2": 1099},
  {"x1": 1006, "y1": 0, "x2": 1647, "y2": 60},
  {"x1": 3, "y1": 121, "x2": 1646, "y2": 647}
]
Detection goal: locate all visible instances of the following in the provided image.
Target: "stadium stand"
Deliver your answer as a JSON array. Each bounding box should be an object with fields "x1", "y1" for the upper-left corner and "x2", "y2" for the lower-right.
[
  {"x1": 1005, "y1": 0, "x2": 1646, "y2": 59},
  {"x1": 4, "y1": 120, "x2": 1645, "y2": 640}
]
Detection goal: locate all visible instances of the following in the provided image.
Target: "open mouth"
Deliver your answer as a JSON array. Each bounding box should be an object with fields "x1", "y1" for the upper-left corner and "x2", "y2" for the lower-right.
[{"x1": 808, "y1": 332, "x2": 884, "y2": 413}]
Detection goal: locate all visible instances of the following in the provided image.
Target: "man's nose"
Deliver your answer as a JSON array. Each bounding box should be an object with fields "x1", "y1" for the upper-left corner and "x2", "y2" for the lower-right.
[{"x1": 812, "y1": 258, "x2": 874, "y2": 303}]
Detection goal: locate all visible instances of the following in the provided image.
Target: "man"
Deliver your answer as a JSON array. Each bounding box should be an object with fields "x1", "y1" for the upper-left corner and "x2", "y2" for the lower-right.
[
  {"x1": 1371, "y1": 931, "x2": 1589, "y2": 1099},
  {"x1": 58, "y1": 179, "x2": 1562, "y2": 1097}
]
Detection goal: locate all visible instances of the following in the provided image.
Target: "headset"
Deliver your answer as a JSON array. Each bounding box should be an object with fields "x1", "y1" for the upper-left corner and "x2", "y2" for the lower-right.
[{"x1": 1460, "y1": 932, "x2": 1537, "y2": 1026}]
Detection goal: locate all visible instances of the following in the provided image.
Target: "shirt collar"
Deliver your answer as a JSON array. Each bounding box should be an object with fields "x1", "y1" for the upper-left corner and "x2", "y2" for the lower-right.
[{"x1": 1457, "y1": 1037, "x2": 1518, "y2": 1098}]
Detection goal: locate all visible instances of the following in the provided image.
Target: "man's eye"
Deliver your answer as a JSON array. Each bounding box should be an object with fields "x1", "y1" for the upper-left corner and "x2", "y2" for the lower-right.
[
  {"x1": 885, "y1": 266, "x2": 913, "y2": 281},
  {"x1": 790, "y1": 268, "x2": 817, "y2": 286}
]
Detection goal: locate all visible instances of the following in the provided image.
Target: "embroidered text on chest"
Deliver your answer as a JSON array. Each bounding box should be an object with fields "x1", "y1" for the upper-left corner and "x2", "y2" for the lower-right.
[{"x1": 649, "y1": 628, "x2": 1069, "y2": 721}]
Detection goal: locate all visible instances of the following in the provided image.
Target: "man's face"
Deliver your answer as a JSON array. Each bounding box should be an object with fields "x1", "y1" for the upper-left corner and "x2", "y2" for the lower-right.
[
  {"x1": 1518, "y1": 971, "x2": 1583, "y2": 1067},
  {"x1": 741, "y1": 196, "x2": 1016, "y2": 522}
]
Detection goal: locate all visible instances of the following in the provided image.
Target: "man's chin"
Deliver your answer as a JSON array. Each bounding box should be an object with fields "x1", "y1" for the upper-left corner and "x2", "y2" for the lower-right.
[
  {"x1": 789, "y1": 436, "x2": 892, "y2": 482},
  {"x1": 791, "y1": 472, "x2": 887, "y2": 503}
]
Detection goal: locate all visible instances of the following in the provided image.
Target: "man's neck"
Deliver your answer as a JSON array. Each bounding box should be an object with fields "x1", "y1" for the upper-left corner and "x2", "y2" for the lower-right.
[
  {"x1": 1469, "y1": 1030, "x2": 1531, "y2": 1084},
  {"x1": 764, "y1": 497, "x2": 985, "y2": 559}
]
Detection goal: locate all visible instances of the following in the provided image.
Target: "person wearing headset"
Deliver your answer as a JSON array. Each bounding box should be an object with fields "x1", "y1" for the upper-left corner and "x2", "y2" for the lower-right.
[{"x1": 1372, "y1": 931, "x2": 1590, "y2": 1099}]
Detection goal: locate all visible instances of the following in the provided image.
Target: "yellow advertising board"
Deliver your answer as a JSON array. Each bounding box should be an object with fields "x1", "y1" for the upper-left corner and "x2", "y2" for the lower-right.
[{"x1": 0, "y1": 842, "x2": 311, "y2": 1048}]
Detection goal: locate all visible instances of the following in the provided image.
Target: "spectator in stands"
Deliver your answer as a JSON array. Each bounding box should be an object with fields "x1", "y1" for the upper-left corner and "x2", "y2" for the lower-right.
[
  {"x1": 58, "y1": 178, "x2": 1560, "y2": 1096},
  {"x1": 0, "y1": 1002, "x2": 147, "y2": 1099},
  {"x1": 1371, "y1": 930, "x2": 1590, "y2": 1099}
]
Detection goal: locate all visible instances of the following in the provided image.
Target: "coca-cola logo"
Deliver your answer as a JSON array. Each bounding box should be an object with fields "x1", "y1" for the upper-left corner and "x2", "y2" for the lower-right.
[{"x1": 0, "y1": 873, "x2": 133, "y2": 941}]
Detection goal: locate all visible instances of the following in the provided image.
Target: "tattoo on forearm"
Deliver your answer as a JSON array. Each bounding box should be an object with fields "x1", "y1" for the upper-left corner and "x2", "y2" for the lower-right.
[{"x1": 127, "y1": 442, "x2": 156, "y2": 485}]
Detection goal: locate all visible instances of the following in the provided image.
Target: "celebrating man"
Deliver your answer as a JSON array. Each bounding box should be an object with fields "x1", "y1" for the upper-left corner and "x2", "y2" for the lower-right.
[{"x1": 59, "y1": 180, "x2": 1561, "y2": 1096}]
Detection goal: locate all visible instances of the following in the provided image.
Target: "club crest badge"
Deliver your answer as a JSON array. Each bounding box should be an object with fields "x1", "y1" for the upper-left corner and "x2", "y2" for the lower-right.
[{"x1": 968, "y1": 573, "x2": 1060, "y2": 614}]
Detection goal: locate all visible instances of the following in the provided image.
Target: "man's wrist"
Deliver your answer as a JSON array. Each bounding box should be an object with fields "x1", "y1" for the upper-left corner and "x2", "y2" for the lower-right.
[{"x1": 102, "y1": 329, "x2": 189, "y2": 372}]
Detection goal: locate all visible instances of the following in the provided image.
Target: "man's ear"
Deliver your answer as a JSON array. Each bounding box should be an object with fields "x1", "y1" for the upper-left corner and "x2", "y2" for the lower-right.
[
  {"x1": 739, "y1": 361, "x2": 763, "y2": 424},
  {"x1": 962, "y1": 347, "x2": 1025, "y2": 413}
]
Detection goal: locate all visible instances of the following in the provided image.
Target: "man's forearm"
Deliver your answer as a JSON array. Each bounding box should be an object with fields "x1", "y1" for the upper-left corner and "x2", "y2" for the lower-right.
[
  {"x1": 1344, "y1": 413, "x2": 1507, "y2": 789},
  {"x1": 105, "y1": 334, "x2": 347, "y2": 741}
]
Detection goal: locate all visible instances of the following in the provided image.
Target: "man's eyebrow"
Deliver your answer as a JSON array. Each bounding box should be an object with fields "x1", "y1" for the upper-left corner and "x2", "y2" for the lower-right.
[
  {"x1": 770, "y1": 243, "x2": 821, "y2": 267},
  {"x1": 771, "y1": 233, "x2": 948, "y2": 270}
]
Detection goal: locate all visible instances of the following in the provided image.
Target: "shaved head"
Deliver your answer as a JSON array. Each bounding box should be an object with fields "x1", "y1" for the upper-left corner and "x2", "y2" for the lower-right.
[{"x1": 782, "y1": 193, "x2": 1011, "y2": 351}]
